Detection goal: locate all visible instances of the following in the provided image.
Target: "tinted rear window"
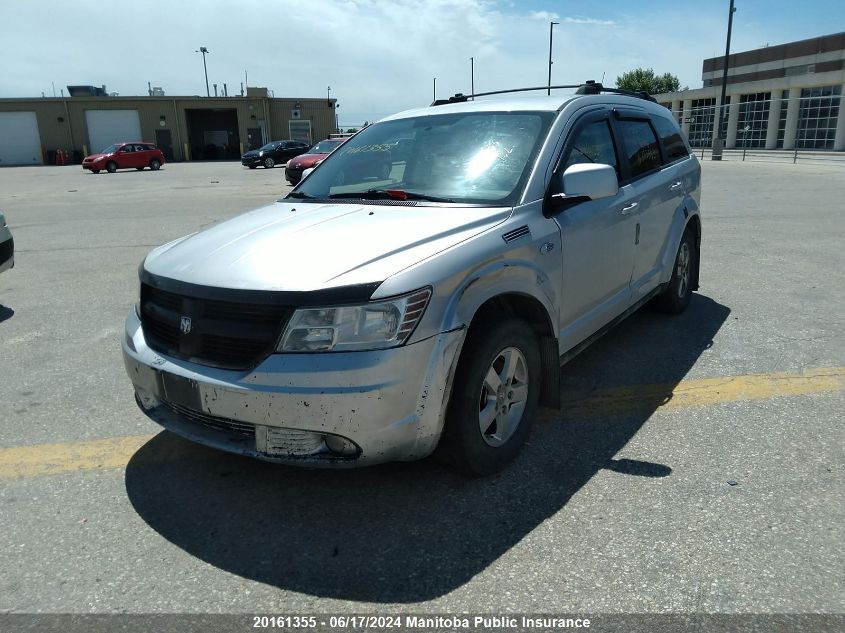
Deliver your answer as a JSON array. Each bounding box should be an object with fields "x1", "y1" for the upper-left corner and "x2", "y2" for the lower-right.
[
  {"x1": 619, "y1": 120, "x2": 661, "y2": 179},
  {"x1": 652, "y1": 116, "x2": 689, "y2": 163}
]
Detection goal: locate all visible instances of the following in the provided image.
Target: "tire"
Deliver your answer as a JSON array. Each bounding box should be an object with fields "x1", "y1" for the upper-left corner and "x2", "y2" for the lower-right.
[
  {"x1": 106, "y1": 162, "x2": 117, "y2": 173},
  {"x1": 149, "y1": 159, "x2": 161, "y2": 171},
  {"x1": 91, "y1": 169, "x2": 100, "y2": 174},
  {"x1": 263, "y1": 157, "x2": 275, "y2": 169},
  {"x1": 652, "y1": 227, "x2": 696, "y2": 314},
  {"x1": 135, "y1": 167, "x2": 144, "y2": 171},
  {"x1": 439, "y1": 316, "x2": 541, "y2": 476}
]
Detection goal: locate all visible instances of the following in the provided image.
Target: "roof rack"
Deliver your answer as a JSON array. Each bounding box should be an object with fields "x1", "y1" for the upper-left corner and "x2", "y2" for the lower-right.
[{"x1": 431, "y1": 80, "x2": 657, "y2": 106}]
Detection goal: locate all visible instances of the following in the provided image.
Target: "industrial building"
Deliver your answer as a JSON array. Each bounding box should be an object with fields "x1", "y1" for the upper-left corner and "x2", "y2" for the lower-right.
[
  {"x1": 0, "y1": 87, "x2": 338, "y2": 166},
  {"x1": 654, "y1": 32, "x2": 845, "y2": 151}
]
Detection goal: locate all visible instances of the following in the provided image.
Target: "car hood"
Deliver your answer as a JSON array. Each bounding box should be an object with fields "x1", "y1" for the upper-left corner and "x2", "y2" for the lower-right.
[
  {"x1": 288, "y1": 153, "x2": 327, "y2": 169},
  {"x1": 143, "y1": 200, "x2": 510, "y2": 291},
  {"x1": 242, "y1": 150, "x2": 260, "y2": 158},
  {"x1": 84, "y1": 153, "x2": 109, "y2": 161}
]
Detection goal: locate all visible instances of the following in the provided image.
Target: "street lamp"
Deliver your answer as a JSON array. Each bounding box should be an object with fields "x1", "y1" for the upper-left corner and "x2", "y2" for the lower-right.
[
  {"x1": 547, "y1": 21, "x2": 559, "y2": 95},
  {"x1": 433, "y1": 77, "x2": 436, "y2": 102},
  {"x1": 327, "y1": 85, "x2": 331, "y2": 106},
  {"x1": 713, "y1": 0, "x2": 736, "y2": 160},
  {"x1": 470, "y1": 57, "x2": 474, "y2": 100},
  {"x1": 196, "y1": 46, "x2": 210, "y2": 97}
]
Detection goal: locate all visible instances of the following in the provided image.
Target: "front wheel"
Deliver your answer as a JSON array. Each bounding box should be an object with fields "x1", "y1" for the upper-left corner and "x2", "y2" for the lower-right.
[
  {"x1": 440, "y1": 316, "x2": 541, "y2": 476},
  {"x1": 149, "y1": 159, "x2": 161, "y2": 171},
  {"x1": 91, "y1": 169, "x2": 100, "y2": 174},
  {"x1": 652, "y1": 228, "x2": 696, "y2": 313},
  {"x1": 106, "y1": 162, "x2": 117, "y2": 173},
  {"x1": 263, "y1": 157, "x2": 275, "y2": 169},
  {"x1": 135, "y1": 167, "x2": 144, "y2": 171}
]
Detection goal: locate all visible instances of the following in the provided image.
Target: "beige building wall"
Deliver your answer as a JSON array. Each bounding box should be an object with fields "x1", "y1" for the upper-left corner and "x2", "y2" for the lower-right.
[{"x1": 0, "y1": 95, "x2": 338, "y2": 164}]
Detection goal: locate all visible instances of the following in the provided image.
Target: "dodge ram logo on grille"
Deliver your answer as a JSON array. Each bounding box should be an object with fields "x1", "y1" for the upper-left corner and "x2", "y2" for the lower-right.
[{"x1": 180, "y1": 316, "x2": 192, "y2": 334}]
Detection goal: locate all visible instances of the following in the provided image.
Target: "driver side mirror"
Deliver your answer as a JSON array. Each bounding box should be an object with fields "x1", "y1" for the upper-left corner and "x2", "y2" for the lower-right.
[{"x1": 546, "y1": 163, "x2": 618, "y2": 214}]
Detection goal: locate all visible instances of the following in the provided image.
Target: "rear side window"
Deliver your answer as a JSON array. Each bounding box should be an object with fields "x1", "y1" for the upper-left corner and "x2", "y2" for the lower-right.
[
  {"x1": 562, "y1": 120, "x2": 618, "y2": 175},
  {"x1": 618, "y1": 120, "x2": 661, "y2": 179},
  {"x1": 652, "y1": 116, "x2": 689, "y2": 163}
]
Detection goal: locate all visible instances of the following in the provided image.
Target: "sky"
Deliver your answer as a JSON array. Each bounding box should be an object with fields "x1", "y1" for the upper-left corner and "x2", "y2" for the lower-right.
[{"x1": 1, "y1": 0, "x2": 843, "y2": 126}]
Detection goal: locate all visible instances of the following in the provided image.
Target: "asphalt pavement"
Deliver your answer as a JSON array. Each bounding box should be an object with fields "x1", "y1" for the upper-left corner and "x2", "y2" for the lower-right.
[{"x1": 0, "y1": 160, "x2": 842, "y2": 620}]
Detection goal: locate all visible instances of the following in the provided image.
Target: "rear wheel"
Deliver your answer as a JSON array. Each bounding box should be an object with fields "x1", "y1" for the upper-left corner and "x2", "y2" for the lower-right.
[
  {"x1": 106, "y1": 162, "x2": 117, "y2": 173},
  {"x1": 263, "y1": 157, "x2": 275, "y2": 169},
  {"x1": 439, "y1": 316, "x2": 541, "y2": 476},
  {"x1": 149, "y1": 159, "x2": 161, "y2": 171},
  {"x1": 652, "y1": 228, "x2": 696, "y2": 314}
]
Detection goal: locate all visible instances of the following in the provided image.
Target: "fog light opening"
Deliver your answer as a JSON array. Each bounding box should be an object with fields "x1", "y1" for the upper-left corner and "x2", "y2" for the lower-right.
[{"x1": 324, "y1": 433, "x2": 360, "y2": 457}]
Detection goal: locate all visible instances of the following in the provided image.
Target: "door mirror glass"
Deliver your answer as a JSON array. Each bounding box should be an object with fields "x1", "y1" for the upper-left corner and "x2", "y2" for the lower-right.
[{"x1": 561, "y1": 163, "x2": 618, "y2": 200}]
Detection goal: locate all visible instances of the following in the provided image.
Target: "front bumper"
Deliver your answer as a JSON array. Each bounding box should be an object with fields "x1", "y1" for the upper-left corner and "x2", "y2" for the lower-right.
[
  {"x1": 122, "y1": 309, "x2": 465, "y2": 467},
  {"x1": 82, "y1": 162, "x2": 105, "y2": 171},
  {"x1": 285, "y1": 166, "x2": 303, "y2": 183},
  {"x1": 0, "y1": 236, "x2": 13, "y2": 273},
  {"x1": 241, "y1": 156, "x2": 262, "y2": 166}
]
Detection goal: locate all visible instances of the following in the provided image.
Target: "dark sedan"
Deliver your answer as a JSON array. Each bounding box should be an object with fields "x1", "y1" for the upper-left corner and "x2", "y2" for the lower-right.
[{"x1": 241, "y1": 140, "x2": 311, "y2": 169}]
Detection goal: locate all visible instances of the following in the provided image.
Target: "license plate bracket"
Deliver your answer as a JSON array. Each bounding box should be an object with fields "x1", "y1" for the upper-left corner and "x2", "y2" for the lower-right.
[{"x1": 158, "y1": 372, "x2": 201, "y2": 411}]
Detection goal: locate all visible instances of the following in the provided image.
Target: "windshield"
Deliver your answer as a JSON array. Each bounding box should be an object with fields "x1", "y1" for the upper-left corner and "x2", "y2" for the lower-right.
[
  {"x1": 99, "y1": 144, "x2": 119, "y2": 154},
  {"x1": 259, "y1": 142, "x2": 278, "y2": 151},
  {"x1": 292, "y1": 111, "x2": 555, "y2": 205},
  {"x1": 309, "y1": 140, "x2": 343, "y2": 154}
]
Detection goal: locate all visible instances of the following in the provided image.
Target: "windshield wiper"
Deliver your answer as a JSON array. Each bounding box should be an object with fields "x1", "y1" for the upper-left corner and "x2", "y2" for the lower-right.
[
  {"x1": 328, "y1": 189, "x2": 455, "y2": 203},
  {"x1": 286, "y1": 191, "x2": 315, "y2": 199}
]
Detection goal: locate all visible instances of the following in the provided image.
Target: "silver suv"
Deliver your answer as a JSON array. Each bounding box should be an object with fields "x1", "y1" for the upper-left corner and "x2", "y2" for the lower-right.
[{"x1": 123, "y1": 84, "x2": 701, "y2": 475}]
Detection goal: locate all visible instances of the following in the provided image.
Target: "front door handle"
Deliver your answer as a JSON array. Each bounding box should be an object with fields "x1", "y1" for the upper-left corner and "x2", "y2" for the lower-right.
[
  {"x1": 620, "y1": 202, "x2": 639, "y2": 215},
  {"x1": 669, "y1": 181, "x2": 683, "y2": 191}
]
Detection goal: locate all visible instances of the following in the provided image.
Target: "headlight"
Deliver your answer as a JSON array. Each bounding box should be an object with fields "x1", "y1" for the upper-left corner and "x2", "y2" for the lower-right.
[
  {"x1": 259, "y1": 151, "x2": 265, "y2": 156},
  {"x1": 278, "y1": 288, "x2": 431, "y2": 352}
]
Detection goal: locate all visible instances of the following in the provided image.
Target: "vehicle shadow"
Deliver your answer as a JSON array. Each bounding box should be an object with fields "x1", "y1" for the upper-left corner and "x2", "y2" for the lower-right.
[
  {"x1": 125, "y1": 294, "x2": 730, "y2": 603},
  {"x1": 0, "y1": 305, "x2": 13, "y2": 324}
]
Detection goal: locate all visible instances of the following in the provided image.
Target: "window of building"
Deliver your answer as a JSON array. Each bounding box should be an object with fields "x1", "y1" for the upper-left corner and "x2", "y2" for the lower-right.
[
  {"x1": 737, "y1": 92, "x2": 771, "y2": 149},
  {"x1": 776, "y1": 90, "x2": 790, "y2": 149},
  {"x1": 796, "y1": 85, "x2": 842, "y2": 150},
  {"x1": 688, "y1": 98, "x2": 716, "y2": 148}
]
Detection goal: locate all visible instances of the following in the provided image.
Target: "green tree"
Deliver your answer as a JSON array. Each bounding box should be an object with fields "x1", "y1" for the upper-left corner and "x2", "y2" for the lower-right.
[{"x1": 616, "y1": 68, "x2": 681, "y2": 95}]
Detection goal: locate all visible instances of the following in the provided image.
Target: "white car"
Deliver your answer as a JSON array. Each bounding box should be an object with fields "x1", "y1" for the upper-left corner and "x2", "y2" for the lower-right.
[{"x1": 0, "y1": 212, "x2": 13, "y2": 274}]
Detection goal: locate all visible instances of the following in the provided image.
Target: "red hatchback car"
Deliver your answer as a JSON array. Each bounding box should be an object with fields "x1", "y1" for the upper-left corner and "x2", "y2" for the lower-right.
[{"x1": 82, "y1": 142, "x2": 166, "y2": 173}]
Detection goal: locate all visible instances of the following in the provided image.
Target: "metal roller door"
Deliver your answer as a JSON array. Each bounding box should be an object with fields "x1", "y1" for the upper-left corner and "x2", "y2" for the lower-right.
[
  {"x1": 0, "y1": 112, "x2": 43, "y2": 166},
  {"x1": 86, "y1": 110, "x2": 142, "y2": 154}
]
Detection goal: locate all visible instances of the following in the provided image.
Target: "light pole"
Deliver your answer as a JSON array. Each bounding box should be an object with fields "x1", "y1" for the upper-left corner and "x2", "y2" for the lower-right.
[
  {"x1": 547, "y1": 21, "x2": 559, "y2": 95},
  {"x1": 713, "y1": 0, "x2": 736, "y2": 160},
  {"x1": 433, "y1": 77, "x2": 436, "y2": 102},
  {"x1": 196, "y1": 47, "x2": 210, "y2": 97},
  {"x1": 470, "y1": 57, "x2": 474, "y2": 99}
]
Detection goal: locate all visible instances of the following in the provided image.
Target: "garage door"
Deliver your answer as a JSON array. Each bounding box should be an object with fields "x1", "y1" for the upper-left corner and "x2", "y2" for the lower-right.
[
  {"x1": 0, "y1": 112, "x2": 43, "y2": 166},
  {"x1": 86, "y1": 110, "x2": 142, "y2": 154}
]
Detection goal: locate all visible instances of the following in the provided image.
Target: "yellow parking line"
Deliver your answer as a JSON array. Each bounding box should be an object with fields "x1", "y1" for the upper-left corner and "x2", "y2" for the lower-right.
[
  {"x1": 0, "y1": 434, "x2": 153, "y2": 480},
  {"x1": 0, "y1": 367, "x2": 843, "y2": 480},
  {"x1": 550, "y1": 366, "x2": 845, "y2": 419}
]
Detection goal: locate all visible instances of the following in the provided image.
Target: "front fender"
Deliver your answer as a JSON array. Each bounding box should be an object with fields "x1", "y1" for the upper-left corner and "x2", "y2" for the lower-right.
[{"x1": 440, "y1": 258, "x2": 558, "y2": 334}]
